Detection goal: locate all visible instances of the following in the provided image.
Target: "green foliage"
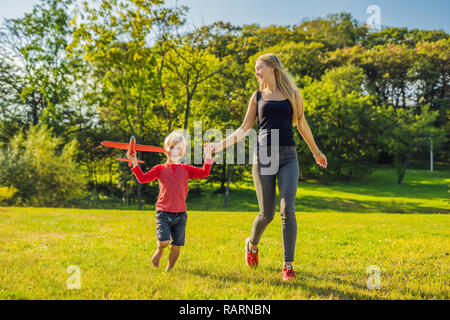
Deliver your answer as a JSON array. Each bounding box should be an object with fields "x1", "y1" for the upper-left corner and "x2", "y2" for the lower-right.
[
  {"x1": 376, "y1": 105, "x2": 444, "y2": 184},
  {"x1": 1, "y1": 1, "x2": 449, "y2": 207},
  {"x1": 327, "y1": 43, "x2": 416, "y2": 107},
  {"x1": 411, "y1": 39, "x2": 450, "y2": 126},
  {"x1": 295, "y1": 12, "x2": 368, "y2": 50},
  {"x1": 301, "y1": 64, "x2": 380, "y2": 182},
  {"x1": 0, "y1": 186, "x2": 18, "y2": 205},
  {"x1": 246, "y1": 41, "x2": 326, "y2": 85},
  {"x1": 0, "y1": 125, "x2": 87, "y2": 206},
  {"x1": 364, "y1": 27, "x2": 449, "y2": 48},
  {"x1": 0, "y1": 0, "x2": 83, "y2": 136}
]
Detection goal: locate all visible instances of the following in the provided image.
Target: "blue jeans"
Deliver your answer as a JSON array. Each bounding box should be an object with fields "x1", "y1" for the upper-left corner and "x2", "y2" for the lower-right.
[
  {"x1": 250, "y1": 145, "x2": 299, "y2": 262},
  {"x1": 155, "y1": 210, "x2": 187, "y2": 246}
]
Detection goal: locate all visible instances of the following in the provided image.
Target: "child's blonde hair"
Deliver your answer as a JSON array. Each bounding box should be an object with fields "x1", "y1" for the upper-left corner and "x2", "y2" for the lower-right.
[{"x1": 164, "y1": 131, "x2": 187, "y2": 155}]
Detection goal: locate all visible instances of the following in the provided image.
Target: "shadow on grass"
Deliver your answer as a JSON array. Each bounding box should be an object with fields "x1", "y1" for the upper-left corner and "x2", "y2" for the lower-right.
[
  {"x1": 186, "y1": 166, "x2": 449, "y2": 214},
  {"x1": 296, "y1": 195, "x2": 449, "y2": 214},
  {"x1": 67, "y1": 166, "x2": 449, "y2": 214},
  {"x1": 185, "y1": 266, "x2": 377, "y2": 300},
  {"x1": 187, "y1": 186, "x2": 449, "y2": 214}
]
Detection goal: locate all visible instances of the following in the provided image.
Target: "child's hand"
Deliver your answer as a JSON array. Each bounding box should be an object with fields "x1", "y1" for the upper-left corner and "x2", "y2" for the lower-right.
[
  {"x1": 126, "y1": 151, "x2": 138, "y2": 167},
  {"x1": 204, "y1": 144, "x2": 214, "y2": 158},
  {"x1": 204, "y1": 142, "x2": 217, "y2": 156}
]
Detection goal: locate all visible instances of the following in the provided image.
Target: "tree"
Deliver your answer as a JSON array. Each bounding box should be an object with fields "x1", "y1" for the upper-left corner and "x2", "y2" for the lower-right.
[
  {"x1": 301, "y1": 64, "x2": 380, "y2": 182},
  {"x1": 0, "y1": 0, "x2": 84, "y2": 137},
  {"x1": 326, "y1": 36, "x2": 449, "y2": 166},
  {"x1": 364, "y1": 27, "x2": 449, "y2": 48},
  {"x1": 163, "y1": 30, "x2": 232, "y2": 131},
  {"x1": 70, "y1": 0, "x2": 186, "y2": 209},
  {"x1": 377, "y1": 105, "x2": 444, "y2": 184},
  {"x1": 246, "y1": 41, "x2": 327, "y2": 84},
  {"x1": 411, "y1": 39, "x2": 449, "y2": 116},
  {"x1": 294, "y1": 13, "x2": 368, "y2": 50},
  {"x1": 327, "y1": 43, "x2": 415, "y2": 108}
]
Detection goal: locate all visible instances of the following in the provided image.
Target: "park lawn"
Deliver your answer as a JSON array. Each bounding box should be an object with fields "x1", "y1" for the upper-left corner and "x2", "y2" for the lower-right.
[
  {"x1": 186, "y1": 165, "x2": 450, "y2": 214},
  {"x1": 92, "y1": 166, "x2": 449, "y2": 214},
  {"x1": 0, "y1": 166, "x2": 448, "y2": 299},
  {"x1": 0, "y1": 206, "x2": 448, "y2": 300}
]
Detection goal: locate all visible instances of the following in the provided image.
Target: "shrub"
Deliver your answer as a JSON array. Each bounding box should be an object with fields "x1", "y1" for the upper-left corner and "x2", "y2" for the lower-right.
[{"x1": 0, "y1": 125, "x2": 87, "y2": 206}]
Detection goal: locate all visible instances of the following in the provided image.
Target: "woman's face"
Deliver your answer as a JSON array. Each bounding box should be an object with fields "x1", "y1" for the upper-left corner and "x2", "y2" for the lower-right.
[{"x1": 255, "y1": 60, "x2": 274, "y2": 84}]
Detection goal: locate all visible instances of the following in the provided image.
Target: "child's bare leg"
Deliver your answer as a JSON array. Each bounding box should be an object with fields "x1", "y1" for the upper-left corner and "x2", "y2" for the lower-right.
[
  {"x1": 165, "y1": 244, "x2": 181, "y2": 272},
  {"x1": 152, "y1": 240, "x2": 169, "y2": 267}
]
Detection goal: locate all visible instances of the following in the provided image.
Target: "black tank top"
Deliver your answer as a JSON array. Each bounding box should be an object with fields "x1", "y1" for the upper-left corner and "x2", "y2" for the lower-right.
[{"x1": 256, "y1": 90, "x2": 296, "y2": 147}]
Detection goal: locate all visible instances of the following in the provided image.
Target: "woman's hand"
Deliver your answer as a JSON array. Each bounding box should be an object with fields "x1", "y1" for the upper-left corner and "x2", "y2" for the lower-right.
[
  {"x1": 126, "y1": 150, "x2": 138, "y2": 167},
  {"x1": 314, "y1": 151, "x2": 327, "y2": 168}
]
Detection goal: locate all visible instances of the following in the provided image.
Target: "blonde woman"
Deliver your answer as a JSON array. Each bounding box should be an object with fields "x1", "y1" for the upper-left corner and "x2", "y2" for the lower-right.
[{"x1": 204, "y1": 53, "x2": 327, "y2": 281}]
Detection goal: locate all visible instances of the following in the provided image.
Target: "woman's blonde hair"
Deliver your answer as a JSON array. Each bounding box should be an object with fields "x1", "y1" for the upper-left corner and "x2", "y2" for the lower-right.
[
  {"x1": 164, "y1": 131, "x2": 187, "y2": 155},
  {"x1": 256, "y1": 53, "x2": 302, "y2": 126}
]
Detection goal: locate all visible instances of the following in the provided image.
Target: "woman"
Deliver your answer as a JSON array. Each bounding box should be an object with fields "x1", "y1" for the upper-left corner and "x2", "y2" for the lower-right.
[{"x1": 204, "y1": 53, "x2": 327, "y2": 281}]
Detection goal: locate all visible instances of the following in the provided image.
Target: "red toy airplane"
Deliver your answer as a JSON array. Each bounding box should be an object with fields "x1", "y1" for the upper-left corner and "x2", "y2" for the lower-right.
[{"x1": 101, "y1": 136, "x2": 168, "y2": 167}]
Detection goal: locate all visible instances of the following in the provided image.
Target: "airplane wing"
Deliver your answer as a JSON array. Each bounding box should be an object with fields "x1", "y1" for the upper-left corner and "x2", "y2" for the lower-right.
[
  {"x1": 101, "y1": 141, "x2": 168, "y2": 153},
  {"x1": 101, "y1": 141, "x2": 129, "y2": 150},
  {"x1": 135, "y1": 144, "x2": 168, "y2": 153},
  {"x1": 116, "y1": 158, "x2": 144, "y2": 163}
]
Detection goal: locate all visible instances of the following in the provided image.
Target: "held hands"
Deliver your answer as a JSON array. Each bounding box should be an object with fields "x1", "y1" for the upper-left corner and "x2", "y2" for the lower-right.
[
  {"x1": 203, "y1": 142, "x2": 219, "y2": 157},
  {"x1": 314, "y1": 150, "x2": 327, "y2": 168},
  {"x1": 126, "y1": 151, "x2": 138, "y2": 167},
  {"x1": 204, "y1": 143, "x2": 215, "y2": 159}
]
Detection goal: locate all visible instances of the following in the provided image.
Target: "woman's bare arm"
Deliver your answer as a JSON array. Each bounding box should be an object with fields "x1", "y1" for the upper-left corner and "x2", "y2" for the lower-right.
[
  {"x1": 295, "y1": 91, "x2": 327, "y2": 167},
  {"x1": 295, "y1": 91, "x2": 321, "y2": 156}
]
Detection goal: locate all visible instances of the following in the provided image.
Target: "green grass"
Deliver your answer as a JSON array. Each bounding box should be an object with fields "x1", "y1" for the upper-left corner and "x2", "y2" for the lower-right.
[
  {"x1": 162, "y1": 166, "x2": 449, "y2": 214},
  {"x1": 80, "y1": 165, "x2": 449, "y2": 214},
  {"x1": 0, "y1": 166, "x2": 448, "y2": 299}
]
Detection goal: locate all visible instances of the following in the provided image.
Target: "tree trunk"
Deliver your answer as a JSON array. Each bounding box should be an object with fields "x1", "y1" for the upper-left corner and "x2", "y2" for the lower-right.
[
  {"x1": 137, "y1": 151, "x2": 142, "y2": 210},
  {"x1": 108, "y1": 159, "x2": 113, "y2": 184},
  {"x1": 137, "y1": 183, "x2": 142, "y2": 210},
  {"x1": 396, "y1": 154, "x2": 410, "y2": 185},
  {"x1": 345, "y1": 168, "x2": 352, "y2": 184},
  {"x1": 397, "y1": 165, "x2": 406, "y2": 185},
  {"x1": 31, "y1": 91, "x2": 40, "y2": 125},
  {"x1": 224, "y1": 165, "x2": 234, "y2": 207},
  {"x1": 32, "y1": 104, "x2": 39, "y2": 125},
  {"x1": 219, "y1": 165, "x2": 227, "y2": 193},
  {"x1": 184, "y1": 94, "x2": 191, "y2": 131}
]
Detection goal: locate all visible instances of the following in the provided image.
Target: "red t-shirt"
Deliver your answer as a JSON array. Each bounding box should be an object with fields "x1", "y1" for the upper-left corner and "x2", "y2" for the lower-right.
[{"x1": 131, "y1": 157, "x2": 215, "y2": 212}]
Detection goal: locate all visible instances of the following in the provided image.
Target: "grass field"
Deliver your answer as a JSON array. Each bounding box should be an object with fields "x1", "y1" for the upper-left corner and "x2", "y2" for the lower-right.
[{"x1": 0, "y1": 167, "x2": 449, "y2": 299}]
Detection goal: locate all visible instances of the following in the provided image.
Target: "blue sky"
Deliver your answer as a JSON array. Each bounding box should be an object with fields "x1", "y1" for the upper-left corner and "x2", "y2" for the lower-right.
[{"x1": 1, "y1": 0, "x2": 449, "y2": 32}]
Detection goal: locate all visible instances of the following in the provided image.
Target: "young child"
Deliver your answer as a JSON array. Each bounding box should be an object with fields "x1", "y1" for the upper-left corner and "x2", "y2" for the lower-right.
[{"x1": 126, "y1": 131, "x2": 215, "y2": 272}]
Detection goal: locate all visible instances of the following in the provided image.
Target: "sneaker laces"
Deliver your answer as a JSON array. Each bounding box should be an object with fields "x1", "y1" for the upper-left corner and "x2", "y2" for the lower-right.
[
  {"x1": 284, "y1": 267, "x2": 295, "y2": 277},
  {"x1": 248, "y1": 252, "x2": 258, "y2": 264}
]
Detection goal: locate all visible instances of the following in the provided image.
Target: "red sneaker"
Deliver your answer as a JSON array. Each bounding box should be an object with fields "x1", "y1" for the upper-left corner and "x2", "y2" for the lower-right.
[
  {"x1": 282, "y1": 266, "x2": 296, "y2": 281},
  {"x1": 245, "y1": 237, "x2": 258, "y2": 268}
]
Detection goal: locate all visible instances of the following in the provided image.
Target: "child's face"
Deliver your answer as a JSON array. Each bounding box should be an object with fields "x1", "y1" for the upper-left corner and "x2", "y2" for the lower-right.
[{"x1": 166, "y1": 143, "x2": 185, "y2": 161}]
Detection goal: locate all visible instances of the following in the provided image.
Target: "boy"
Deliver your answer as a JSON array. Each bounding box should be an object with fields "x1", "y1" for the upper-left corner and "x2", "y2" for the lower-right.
[{"x1": 127, "y1": 132, "x2": 214, "y2": 272}]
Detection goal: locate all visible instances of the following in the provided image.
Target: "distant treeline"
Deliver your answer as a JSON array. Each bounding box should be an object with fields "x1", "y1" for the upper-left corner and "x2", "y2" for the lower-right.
[{"x1": 0, "y1": 0, "x2": 448, "y2": 207}]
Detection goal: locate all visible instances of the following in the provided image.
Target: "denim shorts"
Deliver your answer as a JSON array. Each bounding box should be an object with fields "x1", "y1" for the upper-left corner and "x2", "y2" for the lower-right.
[{"x1": 155, "y1": 210, "x2": 187, "y2": 246}]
